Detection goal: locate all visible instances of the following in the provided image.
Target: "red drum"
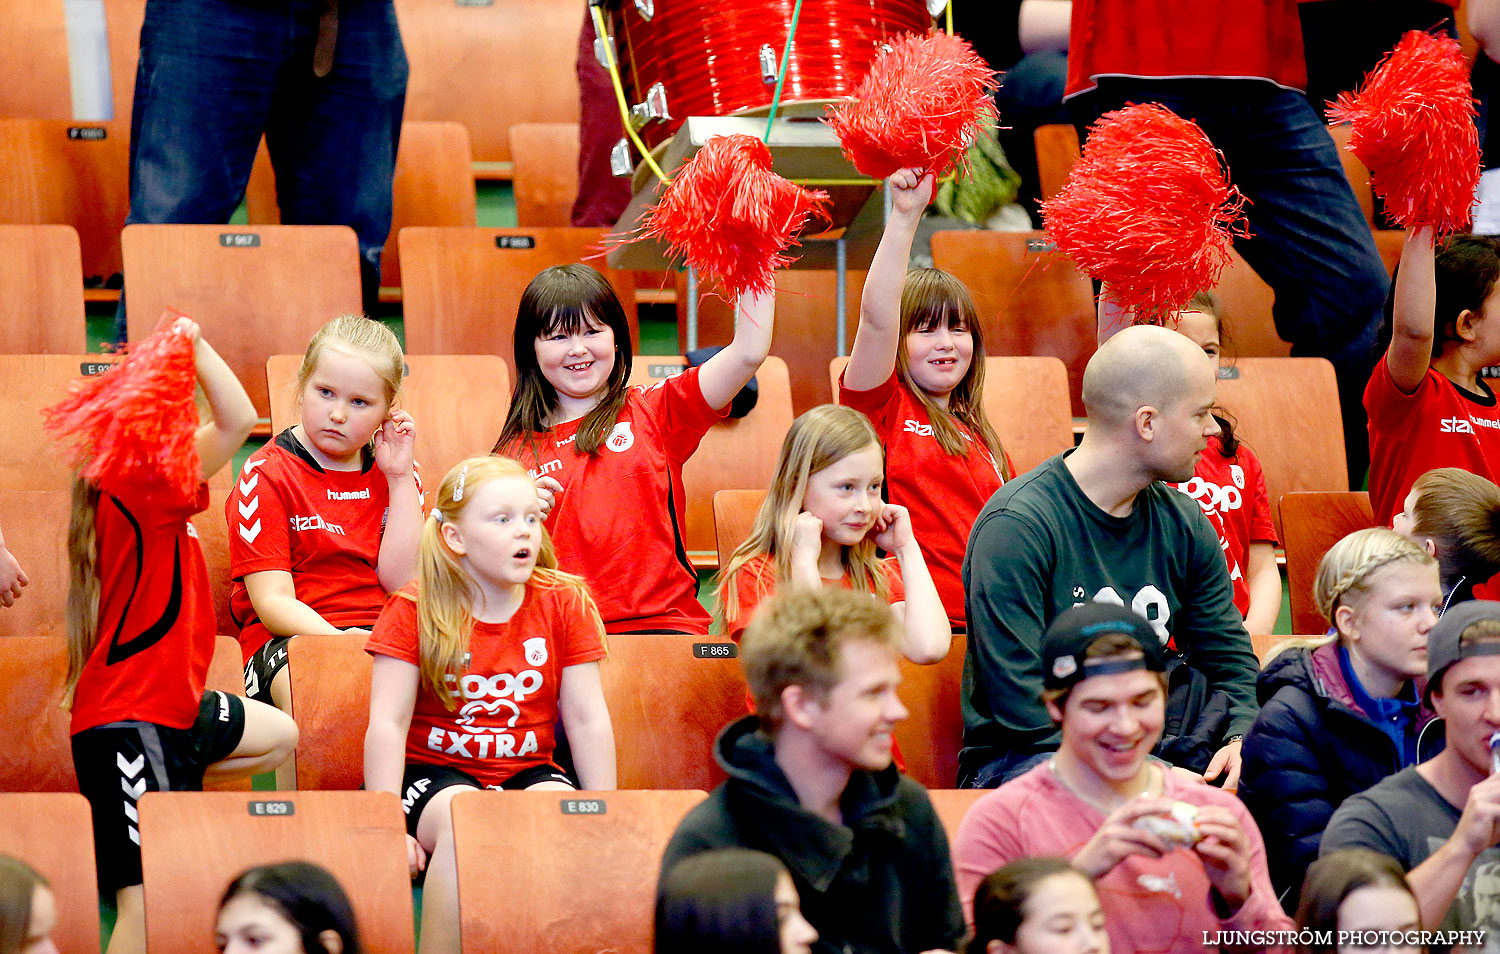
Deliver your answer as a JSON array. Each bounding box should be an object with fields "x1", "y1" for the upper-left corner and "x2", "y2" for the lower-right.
[{"x1": 612, "y1": 0, "x2": 933, "y2": 150}]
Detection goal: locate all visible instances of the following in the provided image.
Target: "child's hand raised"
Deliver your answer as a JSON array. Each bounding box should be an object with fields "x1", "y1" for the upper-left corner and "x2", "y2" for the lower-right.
[
  {"x1": 169, "y1": 315, "x2": 202, "y2": 344},
  {"x1": 888, "y1": 168, "x2": 935, "y2": 218},
  {"x1": 373, "y1": 409, "x2": 416, "y2": 479},
  {"x1": 872, "y1": 503, "x2": 915, "y2": 553},
  {"x1": 535, "y1": 475, "x2": 563, "y2": 518}
]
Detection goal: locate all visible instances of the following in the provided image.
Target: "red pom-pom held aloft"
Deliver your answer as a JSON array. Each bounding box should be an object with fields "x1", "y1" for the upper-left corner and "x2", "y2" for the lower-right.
[
  {"x1": 1328, "y1": 30, "x2": 1480, "y2": 234},
  {"x1": 1040, "y1": 103, "x2": 1248, "y2": 321},
  {"x1": 641, "y1": 134, "x2": 829, "y2": 299},
  {"x1": 44, "y1": 313, "x2": 201, "y2": 501},
  {"x1": 825, "y1": 31, "x2": 998, "y2": 181}
]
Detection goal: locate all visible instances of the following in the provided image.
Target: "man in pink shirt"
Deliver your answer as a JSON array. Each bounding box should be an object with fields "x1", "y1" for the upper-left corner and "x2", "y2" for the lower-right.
[{"x1": 953, "y1": 603, "x2": 1291, "y2": 953}]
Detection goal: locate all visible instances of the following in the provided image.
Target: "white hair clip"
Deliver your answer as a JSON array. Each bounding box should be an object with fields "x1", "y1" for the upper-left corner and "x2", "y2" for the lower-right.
[
  {"x1": 453, "y1": 464, "x2": 469, "y2": 502},
  {"x1": 431, "y1": 509, "x2": 444, "y2": 524}
]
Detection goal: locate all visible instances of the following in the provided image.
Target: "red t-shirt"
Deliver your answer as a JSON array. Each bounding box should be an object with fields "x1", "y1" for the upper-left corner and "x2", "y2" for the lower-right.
[
  {"x1": 1169, "y1": 436, "x2": 1276, "y2": 619},
  {"x1": 1365, "y1": 360, "x2": 1500, "y2": 525},
  {"x1": 1065, "y1": 0, "x2": 1308, "y2": 99},
  {"x1": 366, "y1": 581, "x2": 607, "y2": 787},
  {"x1": 227, "y1": 430, "x2": 408, "y2": 661},
  {"x1": 71, "y1": 478, "x2": 216, "y2": 734},
  {"x1": 498, "y1": 366, "x2": 726, "y2": 634},
  {"x1": 839, "y1": 371, "x2": 1007, "y2": 627},
  {"x1": 724, "y1": 553, "x2": 906, "y2": 644}
]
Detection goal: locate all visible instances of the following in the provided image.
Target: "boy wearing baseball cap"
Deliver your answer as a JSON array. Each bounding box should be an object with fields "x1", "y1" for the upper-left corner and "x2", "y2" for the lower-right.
[
  {"x1": 953, "y1": 603, "x2": 1290, "y2": 952},
  {"x1": 1323, "y1": 600, "x2": 1500, "y2": 943}
]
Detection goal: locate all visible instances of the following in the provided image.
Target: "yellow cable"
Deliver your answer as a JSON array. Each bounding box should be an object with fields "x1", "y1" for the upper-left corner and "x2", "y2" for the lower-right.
[{"x1": 590, "y1": 4, "x2": 672, "y2": 185}]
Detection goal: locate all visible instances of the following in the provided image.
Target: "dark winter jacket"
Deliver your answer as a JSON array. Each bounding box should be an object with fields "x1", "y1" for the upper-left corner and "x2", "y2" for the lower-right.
[
  {"x1": 1239, "y1": 640, "x2": 1442, "y2": 908},
  {"x1": 659, "y1": 716, "x2": 965, "y2": 954}
]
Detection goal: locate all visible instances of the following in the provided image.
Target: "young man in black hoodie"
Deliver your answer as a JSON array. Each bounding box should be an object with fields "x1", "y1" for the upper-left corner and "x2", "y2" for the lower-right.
[{"x1": 658, "y1": 587, "x2": 964, "y2": 954}]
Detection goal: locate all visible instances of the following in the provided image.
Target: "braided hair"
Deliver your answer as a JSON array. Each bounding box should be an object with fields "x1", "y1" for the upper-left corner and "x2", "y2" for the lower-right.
[{"x1": 1314, "y1": 528, "x2": 1438, "y2": 628}]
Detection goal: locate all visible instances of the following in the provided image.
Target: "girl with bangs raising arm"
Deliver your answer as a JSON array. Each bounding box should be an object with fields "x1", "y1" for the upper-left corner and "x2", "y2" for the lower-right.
[
  {"x1": 842, "y1": 167, "x2": 1012, "y2": 630},
  {"x1": 493, "y1": 264, "x2": 775, "y2": 635}
]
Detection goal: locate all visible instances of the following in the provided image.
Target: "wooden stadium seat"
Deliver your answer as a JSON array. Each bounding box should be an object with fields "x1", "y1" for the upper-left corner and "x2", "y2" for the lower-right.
[
  {"x1": 286, "y1": 633, "x2": 371, "y2": 790},
  {"x1": 245, "y1": 121, "x2": 478, "y2": 290},
  {"x1": 895, "y1": 634, "x2": 966, "y2": 790},
  {"x1": 1211, "y1": 251, "x2": 1291, "y2": 359},
  {"x1": 138, "y1": 790, "x2": 414, "y2": 954},
  {"x1": 0, "y1": 354, "x2": 123, "y2": 492},
  {"x1": 0, "y1": 119, "x2": 131, "y2": 286},
  {"x1": 1216, "y1": 358, "x2": 1349, "y2": 542},
  {"x1": 0, "y1": 225, "x2": 86, "y2": 352},
  {"x1": 679, "y1": 269, "x2": 863, "y2": 415},
  {"x1": 930, "y1": 231, "x2": 1096, "y2": 417},
  {"x1": 926, "y1": 788, "x2": 986, "y2": 860},
  {"x1": 1374, "y1": 228, "x2": 1405, "y2": 278},
  {"x1": 600, "y1": 632, "x2": 750, "y2": 789},
  {"x1": 451, "y1": 789, "x2": 706, "y2": 954},
  {"x1": 200, "y1": 467, "x2": 237, "y2": 638},
  {"x1": 121, "y1": 224, "x2": 364, "y2": 415},
  {"x1": 0, "y1": 635, "x2": 250, "y2": 792},
  {"x1": 267, "y1": 354, "x2": 511, "y2": 483},
  {"x1": 1251, "y1": 632, "x2": 1295, "y2": 664},
  {"x1": 0, "y1": 4, "x2": 73, "y2": 118},
  {"x1": 1280, "y1": 491, "x2": 1374, "y2": 635},
  {"x1": 828, "y1": 356, "x2": 1073, "y2": 475},
  {"x1": 627, "y1": 358, "x2": 793, "y2": 563},
  {"x1": 1033, "y1": 124, "x2": 1081, "y2": 202},
  {"x1": 399, "y1": 226, "x2": 637, "y2": 369},
  {"x1": 713, "y1": 488, "x2": 765, "y2": 570},
  {"x1": 395, "y1": 0, "x2": 581, "y2": 167},
  {"x1": 0, "y1": 488, "x2": 68, "y2": 639},
  {"x1": 0, "y1": 793, "x2": 99, "y2": 954},
  {"x1": 510, "y1": 122, "x2": 581, "y2": 226}
]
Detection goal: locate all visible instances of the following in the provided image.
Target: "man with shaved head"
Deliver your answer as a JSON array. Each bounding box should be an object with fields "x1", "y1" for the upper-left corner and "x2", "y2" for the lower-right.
[{"x1": 960, "y1": 325, "x2": 1260, "y2": 789}]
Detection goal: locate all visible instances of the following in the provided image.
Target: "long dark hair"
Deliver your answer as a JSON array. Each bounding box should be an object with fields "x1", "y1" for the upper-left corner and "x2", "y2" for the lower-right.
[
  {"x1": 219, "y1": 862, "x2": 363, "y2": 954},
  {"x1": 655, "y1": 849, "x2": 785, "y2": 954},
  {"x1": 494, "y1": 264, "x2": 634, "y2": 459},
  {"x1": 1294, "y1": 849, "x2": 1417, "y2": 954},
  {"x1": 0, "y1": 856, "x2": 47, "y2": 954},
  {"x1": 968, "y1": 857, "x2": 1093, "y2": 954}
]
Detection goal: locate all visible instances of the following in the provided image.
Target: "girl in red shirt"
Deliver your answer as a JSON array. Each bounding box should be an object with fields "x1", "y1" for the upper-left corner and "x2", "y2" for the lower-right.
[
  {"x1": 226, "y1": 316, "x2": 423, "y2": 736},
  {"x1": 493, "y1": 264, "x2": 776, "y2": 635},
  {"x1": 716, "y1": 404, "x2": 950, "y2": 660},
  {"x1": 841, "y1": 168, "x2": 1012, "y2": 628},
  {"x1": 67, "y1": 318, "x2": 299, "y2": 954},
  {"x1": 364, "y1": 456, "x2": 615, "y2": 954}
]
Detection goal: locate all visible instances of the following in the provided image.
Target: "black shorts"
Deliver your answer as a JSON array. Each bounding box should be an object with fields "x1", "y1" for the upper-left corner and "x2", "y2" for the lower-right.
[
  {"x1": 72, "y1": 690, "x2": 246, "y2": 893},
  {"x1": 399, "y1": 762, "x2": 573, "y2": 837},
  {"x1": 243, "y1": 636, "x2": 291, "y2": 705}
]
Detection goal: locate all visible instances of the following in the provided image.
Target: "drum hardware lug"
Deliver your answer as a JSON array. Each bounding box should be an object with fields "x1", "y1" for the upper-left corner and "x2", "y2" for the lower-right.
[
  {"x1": 610, "y1": 139, "x2": 634, "y2": 177},
  {"x1": 633, "y1": 0, "x2": 654, "y2": 19},
  {"x1": 629, "y1": 81, "x2": 671, "y2": 127},
  {"x1": 594, "y1": 34, "x2": 616, "y2": 70},
  {"x1": 926, "y1": 0, "x2": 949, "y2": 15},
  {"x1": 760, "y1": 43, "x2": 780, "y2": 85}
]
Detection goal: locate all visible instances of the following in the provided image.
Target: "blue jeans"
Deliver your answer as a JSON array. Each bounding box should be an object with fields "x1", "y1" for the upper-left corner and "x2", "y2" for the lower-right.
[
  {"x1": 119, "y1": 0, "x2": 407, "y2": 337},
  {"x1": 1072, "y1": 79, "x2": 1387, "y2": 482}
]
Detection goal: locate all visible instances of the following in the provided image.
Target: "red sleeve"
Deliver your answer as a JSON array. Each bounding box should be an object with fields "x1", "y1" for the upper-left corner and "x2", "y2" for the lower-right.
[
  {"x1": 365, "y1": 588, "x2": 421, "y2": 665},
  {"x1": 637, "y1": 365, "x2": 730, "y2": 463},
  {"x1": 727, "y1": 556, "x2": 776, "y2": 643},
  {"x1": 1242, "y1": 446, "x2": 1278, "y2": 546},
  {"x1": 881, "y1": 557, "x2": 906, "y2": 604},
  {"x1": 97, "y1": 467, "x2": 207, "y2": 519},
  {"x1": 227, "y1": 455, "x2": 293, "y2": 578},
  {"x1": 1365, "y1": 356, "x2": 1441, "y2": 422},
  {"x1": 549, "y1": 583, "x2": 607, "y2": 667},
  {"x1": 838, "y1": 370, "x2": 903, "y2": 433}
]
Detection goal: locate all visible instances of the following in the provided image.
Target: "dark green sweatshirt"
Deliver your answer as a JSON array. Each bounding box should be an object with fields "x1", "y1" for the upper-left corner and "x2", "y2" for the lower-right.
[{"x1": 961, "y1": 452, "x2": 1261, "y2": 775}]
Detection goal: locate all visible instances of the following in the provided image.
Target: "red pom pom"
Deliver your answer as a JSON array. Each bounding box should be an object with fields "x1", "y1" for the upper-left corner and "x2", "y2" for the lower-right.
[
  {"x1": 640, "y1": 134, "x2": 830, "y2": 299},
  {"x1": 1327, "y1": 29, "x2": 1480, "y2": 234},
  {"x1": 825, "y1": 31, "x2": 998, "y2": 181},
  {"x1": 1040, "y1": 103, "x2": 1248, "y2": 321},
  {"x1": 44, "y1": 313, "x2": 201, "y2": 501}
]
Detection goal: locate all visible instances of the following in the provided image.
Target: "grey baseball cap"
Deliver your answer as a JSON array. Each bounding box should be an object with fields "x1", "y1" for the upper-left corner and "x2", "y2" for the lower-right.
[{"x1": 1427, "y1": 600, "x2": 1500, "y2": 698}]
